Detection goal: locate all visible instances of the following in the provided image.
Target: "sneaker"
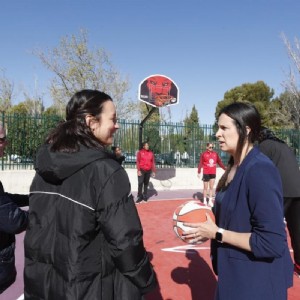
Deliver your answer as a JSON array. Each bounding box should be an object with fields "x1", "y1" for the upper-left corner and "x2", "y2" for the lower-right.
[
  {"x1": 207, "y1": 198, "x2": 214, "y2": 207},
  {"x1": 294, "y1": 264, "x2": 300, "y2": 278},
  {"x1": 143, "y1": 194, "x2": 148, "y2": 202}
]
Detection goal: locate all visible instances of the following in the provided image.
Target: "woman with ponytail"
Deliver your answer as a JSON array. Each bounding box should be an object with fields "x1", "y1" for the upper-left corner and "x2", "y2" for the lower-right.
[{"x1": 24, "y1": 90, "x2": 157, "y2": 299}]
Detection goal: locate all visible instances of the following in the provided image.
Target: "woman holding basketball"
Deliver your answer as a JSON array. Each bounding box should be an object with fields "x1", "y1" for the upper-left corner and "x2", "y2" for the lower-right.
[{"x1": 183, "y1": 102, "x2": 293, "y2": 299}]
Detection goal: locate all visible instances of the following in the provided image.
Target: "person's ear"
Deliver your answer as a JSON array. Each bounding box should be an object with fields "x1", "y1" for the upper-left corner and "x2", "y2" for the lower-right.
[
  {"x1": 85, "y1": 115, "x2": 96, "y2": 131},
  {"x1": 246, "y1": 126, "x2": 251, "y2": 136}
]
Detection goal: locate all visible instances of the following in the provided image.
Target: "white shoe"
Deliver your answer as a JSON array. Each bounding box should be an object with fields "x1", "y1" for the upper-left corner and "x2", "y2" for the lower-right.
[{"x1": 208, "y1": 198, "x2": 214, "y2": 207}]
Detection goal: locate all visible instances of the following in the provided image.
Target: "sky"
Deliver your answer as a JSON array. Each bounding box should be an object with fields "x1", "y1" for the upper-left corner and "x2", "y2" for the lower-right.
[{"x1": 0, "y1": 0, "x2": 299, "y2": 124}]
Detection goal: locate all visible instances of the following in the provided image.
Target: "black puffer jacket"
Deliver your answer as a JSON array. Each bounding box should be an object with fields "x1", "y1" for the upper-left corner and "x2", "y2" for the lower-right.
[
  {"x1": 24, "y1": 145, "x2": 157, "y2": 299},
  {"x1": 0, "y1": 182, "x2": 28, "y2": 293}
]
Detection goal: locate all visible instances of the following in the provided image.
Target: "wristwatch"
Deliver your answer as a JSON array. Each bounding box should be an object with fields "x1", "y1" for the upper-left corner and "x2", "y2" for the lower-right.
[{"x1": 215, "y1": 228, "x2": 225, "y2": 243}]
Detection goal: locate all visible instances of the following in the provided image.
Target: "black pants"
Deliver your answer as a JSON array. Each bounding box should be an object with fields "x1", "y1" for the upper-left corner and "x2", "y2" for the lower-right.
[
  {"x1": 138, "y1": 170, "x2": 152, "y2": 198},
  {"x1": 284, "y1": 197, "x2": 300, "y2": 266}
]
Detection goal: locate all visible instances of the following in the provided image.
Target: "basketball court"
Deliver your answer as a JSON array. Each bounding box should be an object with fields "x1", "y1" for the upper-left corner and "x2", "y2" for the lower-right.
[
  {"x1": 138, "y1": 197, "x2": 300, "y2": 300},
  {"x1": 2, "y1": 192, "x2": 300, "y2": 300}
]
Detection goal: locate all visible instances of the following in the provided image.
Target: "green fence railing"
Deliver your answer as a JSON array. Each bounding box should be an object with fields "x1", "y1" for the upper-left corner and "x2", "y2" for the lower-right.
[
  {"x1": 0, "y1": 112, "x2": 299, "y2": 170},
  {"x1": 1, "y1": 112, "x2": 61, "y2": 170}
]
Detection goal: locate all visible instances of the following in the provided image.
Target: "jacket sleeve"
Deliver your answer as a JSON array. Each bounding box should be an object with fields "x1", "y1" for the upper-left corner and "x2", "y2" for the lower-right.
[
  {"x1": 136, "y1": 151, "x2": 141, "y2": 171},
  {"x1": 197, "y1": 154, "x2": 203, "y2": 173},
  {"x1": 0, "y1": 193, "x2": 28, "y2": 234},
  {"x1": 247, "y1": 162, "x2": 287, "y2": 259},
  {"x1": 96, "y1": 168, "x2": 157, "y2": 294},
  {"x1": 5, "y1": 193, "x2": 29, "y2": 207}
]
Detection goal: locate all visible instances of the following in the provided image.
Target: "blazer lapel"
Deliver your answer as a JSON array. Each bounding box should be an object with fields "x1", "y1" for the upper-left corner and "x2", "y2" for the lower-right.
[{"x1": 219, "y1": 147, "x2": 259, "y2": 229}]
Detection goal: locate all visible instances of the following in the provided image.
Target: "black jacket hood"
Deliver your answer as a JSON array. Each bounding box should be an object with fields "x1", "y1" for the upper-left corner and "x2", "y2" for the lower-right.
[{"x1": 35, "y1": 144, "x2": 110, "y2": 184}]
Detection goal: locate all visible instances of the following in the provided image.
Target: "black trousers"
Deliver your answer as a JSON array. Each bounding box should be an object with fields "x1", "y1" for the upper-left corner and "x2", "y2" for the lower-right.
[
  {"x1": 138, "y1": 170, "x2": 152, "y2": 197},
  {"x1": 284, "y1": 197, "x2": 300, "y2": 266}
]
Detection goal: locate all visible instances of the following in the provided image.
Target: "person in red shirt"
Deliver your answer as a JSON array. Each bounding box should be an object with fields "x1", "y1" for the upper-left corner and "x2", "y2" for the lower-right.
[
  {"x1": 197, "y1": 142, "x2": 226, "y2": 206},
  {"x1": 136, "y1": 142, "x2": 156, "y2": 203}
]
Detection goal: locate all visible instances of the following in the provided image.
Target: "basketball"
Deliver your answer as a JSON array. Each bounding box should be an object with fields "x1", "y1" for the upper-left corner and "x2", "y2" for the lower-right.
[{"x1": 173, "y1": 200, "x2": 215, "y2": 244}]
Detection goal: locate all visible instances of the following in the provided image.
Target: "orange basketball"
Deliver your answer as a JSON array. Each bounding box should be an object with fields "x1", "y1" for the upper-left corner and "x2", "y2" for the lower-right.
[{"x1": 173, "y1": 200, "x2": 215, "y2": 244}]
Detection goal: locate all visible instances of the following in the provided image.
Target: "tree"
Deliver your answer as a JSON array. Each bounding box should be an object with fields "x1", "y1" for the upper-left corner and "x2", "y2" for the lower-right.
[
  {"x1": 8, "y1": 97, "x2": 44, "y2": 116},
  {"x1": 33, "y1": 29, "x2": 138, "y2": 119},
  {"x1": 184, "y1": 105, "x2": 202, "y2": 148},
  {"x1": 215, "y1": 81, "x2": 274, "y2": 126},
  {"x1": 268, "y1": 91, "x2": 295, "y2": 129},
  {"x1": 43, "y1": 105, "x2": 61, "y2": 116},
  {"x1": 184, "y1": 105, "x2": 199, "y2": 130},
  {"x1": 182, "y1": 105, "x2": 205, "y2": 165},
  {"x1": 8, "y1": 103, "x2": 28, "y2": 115},
  {"x1": 138, "y1": 102, "x2": 160, "y2": 122},
  {"x1": 279, "y1": 33, "x2": 300, "y2": 129},
  {"x1": 0, "y1": 69, "x2": 14, "y2": 111},
  {"x1": 138, "y1": 102, "x2": 160, "y2": 153}
]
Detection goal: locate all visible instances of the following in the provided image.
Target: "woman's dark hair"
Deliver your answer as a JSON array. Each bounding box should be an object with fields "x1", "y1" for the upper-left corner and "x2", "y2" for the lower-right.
[
  {"x1": 46, "y1": 89, "x2": 112, "y2": 152},
  {"x1": 219, "y1": 102, "x2": 261, "y2": 161},
  {"x1": 141, "y1": 141, "x2": 149, "y2": 149},
  {"x1": 216, "y1": 102, "x2": 261, "y2": 191},
  {"x1": 258, "y1": 127, "x2": 285, "y2": 144}
]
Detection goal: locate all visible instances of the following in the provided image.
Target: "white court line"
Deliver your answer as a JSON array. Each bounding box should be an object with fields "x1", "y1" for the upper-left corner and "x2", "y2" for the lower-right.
[
  {"x1": 138, "y1": 197, "x2": 195, "y2": 203},
  {"x1": 162, "y1": 244, "x2": 210, "y2": 253},
  {"x1": 162, "y1": 245, "x2": 294, "y2": 254},
  {"x1": 16, "y1": 294, "x2": 24, "y2": 300}
]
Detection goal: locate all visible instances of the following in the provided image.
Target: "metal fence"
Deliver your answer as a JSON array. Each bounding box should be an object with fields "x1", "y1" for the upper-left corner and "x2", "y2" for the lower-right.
[
  {"x1": 0, "y1": 113, "x2": 299, "y2": 170},
  {"x1": 1, "y1": 112, "x2": 61, "y2": 170}
]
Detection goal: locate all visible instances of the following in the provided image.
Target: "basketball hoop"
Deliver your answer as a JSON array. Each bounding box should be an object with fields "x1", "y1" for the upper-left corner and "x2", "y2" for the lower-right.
[{"x1": 138, "y1": 74, "x2": 179, "y2": 108}]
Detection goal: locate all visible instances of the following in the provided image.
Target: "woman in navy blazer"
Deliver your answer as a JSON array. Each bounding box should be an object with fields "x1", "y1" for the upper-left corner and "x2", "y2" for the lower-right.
[{"x1": 183, "y1": 103, "x2": 293, "y2": 299}]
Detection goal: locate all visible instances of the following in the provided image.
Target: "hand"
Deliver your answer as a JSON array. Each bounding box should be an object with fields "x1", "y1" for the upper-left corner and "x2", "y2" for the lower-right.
[
  {"x1": 197, "y1": 173, "x2": 200, "y2": 178},
  {"x1": 152, "y1": 172, "x2": 155, "y2": 178},
  {"x1": 182, "y1": 213, "x2": 218, "y2": 243},
  {"x1": 137, "y1": 170, "x2": 142, "y2": 176}
]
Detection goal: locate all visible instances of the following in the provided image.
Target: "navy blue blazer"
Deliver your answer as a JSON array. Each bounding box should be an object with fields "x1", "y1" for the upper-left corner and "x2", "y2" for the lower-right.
[{"x1": 213, "y1": 147, "x2": 293, "y2": 300}]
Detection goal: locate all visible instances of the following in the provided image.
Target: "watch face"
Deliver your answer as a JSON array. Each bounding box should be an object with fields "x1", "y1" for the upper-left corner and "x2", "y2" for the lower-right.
[{"x1": 216, "y1": 231, "x2": 223, "y2": 242}]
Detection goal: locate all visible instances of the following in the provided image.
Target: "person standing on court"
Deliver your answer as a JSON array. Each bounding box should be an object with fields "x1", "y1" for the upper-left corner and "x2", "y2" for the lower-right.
[
  {"x1": 183, "y1": 102, "x2": 293, "y2": 299},
  {"x1": 181, "y1": 151, "x2": 189, "y2": 165},
  {"x1": 136, "y1": 142, "x2": 156, "y2": 203},
  {"x1": 24, "y1": 90, "x2": 157, "y2": 299},
  {"x1": 174, "y1": 149, "x2": 181, "y2": 166},
  {"x1": 258, "y1": 127, "x2": 300, "y2": 278},
  {"x1": 0, "y1": 124, "x2": 29, "y2": 294},
  {"x1": 197, "y1": 142, "x2": 226, "y2": 207}
]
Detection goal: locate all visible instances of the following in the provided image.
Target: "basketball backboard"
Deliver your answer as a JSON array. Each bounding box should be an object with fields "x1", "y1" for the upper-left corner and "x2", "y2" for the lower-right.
[{"x1": 138, "y1": 74, "x2": 179, "y2": 108}]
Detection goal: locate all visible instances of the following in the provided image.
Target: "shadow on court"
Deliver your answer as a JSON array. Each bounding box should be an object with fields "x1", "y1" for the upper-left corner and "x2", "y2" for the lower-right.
[
  {"x1": 171, "y1": 250, "x2": 216, "y2": 300},
  {"x1": 145, "y1": 252, "x2": 165, "y2": 300}
]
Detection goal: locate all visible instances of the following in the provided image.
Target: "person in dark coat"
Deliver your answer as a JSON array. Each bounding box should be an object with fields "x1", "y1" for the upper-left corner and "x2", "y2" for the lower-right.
[
  {"x1": 111, "y1": 145, "x2": 125, "y2": 165},
  {"x1": 259, "y1": 127, "x2": 300, "y2": 278},
  {"x1": 183, "y1": 103, "x2": 293, "y2": 299},
  {"x1": 24, "y1": 90, "x2": 157, "y2": 299},
  {"x1": 0, "y1": 124, "x2": 29, "y2": 294}
]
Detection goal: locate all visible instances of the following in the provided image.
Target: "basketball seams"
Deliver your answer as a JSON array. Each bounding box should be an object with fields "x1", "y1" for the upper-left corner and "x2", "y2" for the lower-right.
[{"x1": 173, "y1": 200, "x2": 215, "y2": 244}]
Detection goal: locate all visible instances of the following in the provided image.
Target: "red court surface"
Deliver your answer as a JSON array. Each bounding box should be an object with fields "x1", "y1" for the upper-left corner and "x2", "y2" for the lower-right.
[
  {"x1": 2, "y1": 194, "x2": 300, "y2": 300},
  {"x1": 138, "y1": 198, "x2": 300, "y2": 300}
]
